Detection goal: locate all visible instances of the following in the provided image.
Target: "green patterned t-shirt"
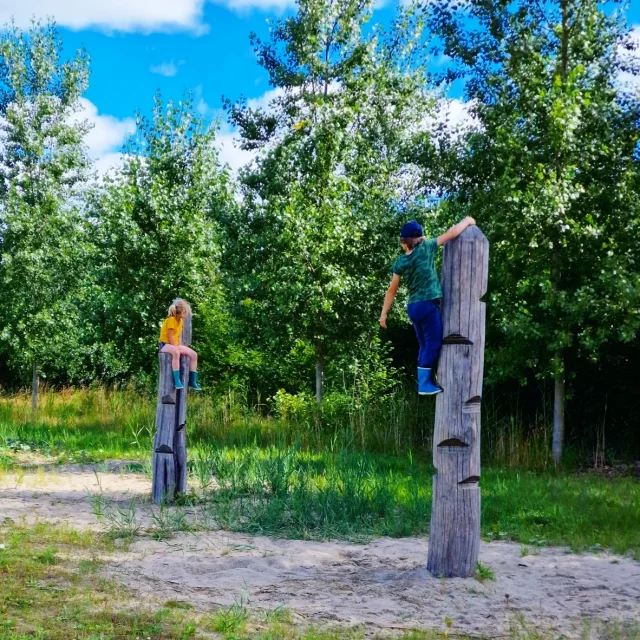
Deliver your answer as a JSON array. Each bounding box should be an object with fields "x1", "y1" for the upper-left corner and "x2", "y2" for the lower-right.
[{"x1": 392, "y1": 238, "x2": 441, "y2": 304}]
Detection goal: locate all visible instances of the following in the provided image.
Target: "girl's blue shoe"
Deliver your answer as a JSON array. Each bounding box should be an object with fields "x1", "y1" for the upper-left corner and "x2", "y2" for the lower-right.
[
  {"x1": 418, "y1": 367, "x2": 443, "y2": 395},
  {"x1": 188, "y1": 371, "x2": 202, "y2": 391},
  {"x1": 172, "y1": 369, "x2": 184, "y2": 390}
]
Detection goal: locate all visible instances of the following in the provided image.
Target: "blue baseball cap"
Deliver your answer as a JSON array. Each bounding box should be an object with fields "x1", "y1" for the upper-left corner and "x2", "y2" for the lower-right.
[{"x1": 400, "y1": 221, "x2": 423, "y2": 238}]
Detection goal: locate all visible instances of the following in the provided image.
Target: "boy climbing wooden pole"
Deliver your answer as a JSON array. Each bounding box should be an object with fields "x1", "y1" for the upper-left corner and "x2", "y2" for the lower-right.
[{"x1": 380, "y1": 216, "x2": 476, "y2": 395}]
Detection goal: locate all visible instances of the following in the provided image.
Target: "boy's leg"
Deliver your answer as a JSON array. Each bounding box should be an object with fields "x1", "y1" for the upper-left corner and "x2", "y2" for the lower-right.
[
  {"x1": 412, "y1": 323, "x2": 429, "y2": 369},
  {"x1": 414, "y1": 302, "x2": 444, "y2": 395},
  {"x1": 420, "y1": 302, "x2": 443, "y2": 369}
]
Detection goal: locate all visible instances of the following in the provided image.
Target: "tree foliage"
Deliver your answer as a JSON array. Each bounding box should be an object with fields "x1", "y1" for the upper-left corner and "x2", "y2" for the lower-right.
[
  {"x1": 426, "y1": 0, "x2": 640, "y2": 453},
  {"x1": 0, "y1": 4, "x2": 638, "y2": 453},
  {"x1": 89, "y1": 94, "x2": 233, "y2": 377},
  {"x1": 224, "y1": 0, "x2": 438, "y2": 399},
  {"x1": 0, "y1": 20, "x2": 91, "y2": 385}
]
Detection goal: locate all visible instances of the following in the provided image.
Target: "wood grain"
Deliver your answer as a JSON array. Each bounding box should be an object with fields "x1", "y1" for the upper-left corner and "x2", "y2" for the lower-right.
[
  {"x1": 427, "y1": 226, "x2": 489, "y2": 577},
  {"x1": 152, "y1": 304, "x2": 192, "y2": 504}
]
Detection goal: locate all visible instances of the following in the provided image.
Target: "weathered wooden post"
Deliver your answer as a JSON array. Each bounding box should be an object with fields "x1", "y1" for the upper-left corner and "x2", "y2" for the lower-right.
[
  {"x1": 427, "y1": 226, "x2": 489, "y2": 578},
  {"x1": 151, "y1": 306, "x2": 191, "y2": 504}
]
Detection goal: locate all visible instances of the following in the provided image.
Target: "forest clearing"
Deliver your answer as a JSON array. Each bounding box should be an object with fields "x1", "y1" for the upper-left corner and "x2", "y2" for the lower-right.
[{"x1": 2, "y1": 0, "x2": 640, "y2": 636}]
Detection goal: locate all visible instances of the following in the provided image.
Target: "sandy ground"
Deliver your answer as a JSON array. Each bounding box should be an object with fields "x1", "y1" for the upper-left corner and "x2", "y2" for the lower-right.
[{"x1": 1, "y1": 465, "x2": 639, "y2": 637}]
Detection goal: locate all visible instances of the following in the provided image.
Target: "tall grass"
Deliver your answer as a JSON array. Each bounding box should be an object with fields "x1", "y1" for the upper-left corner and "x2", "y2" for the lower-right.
[
  {"x1": 1, "y1": 387, "x2": 639, "y2": 556},
  {"x1": 482, "y1": 393, "x2": 554, "y2": 470},
  {"x1": 0, "y1": 385, "x2": 559, "y2": 468},
  {"x1": 195, "y1": 444, "x2": 640, "y2": 555}
]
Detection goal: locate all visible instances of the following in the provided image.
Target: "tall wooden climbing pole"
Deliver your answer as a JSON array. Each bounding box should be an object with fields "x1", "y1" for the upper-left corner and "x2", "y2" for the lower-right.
[
  {"x1": 427, "y1": 226, "x2": 489, "y2": 578},
  {"x1": 151, "y1": 305, "x2": 192, "y2": 504}
]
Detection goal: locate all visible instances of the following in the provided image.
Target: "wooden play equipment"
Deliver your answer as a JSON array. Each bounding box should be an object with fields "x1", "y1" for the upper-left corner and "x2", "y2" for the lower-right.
[
  {"x1": 151, "y1": 304, "x2": 192, "y2": 504},
  {"x1": 427, "y1": 226, "x2": 489, "y2": 577}
]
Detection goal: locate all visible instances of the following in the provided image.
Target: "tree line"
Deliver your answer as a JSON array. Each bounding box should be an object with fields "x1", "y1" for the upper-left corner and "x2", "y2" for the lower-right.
[{"x1": 1, "y1": 0, "x2": 639, "y2": 460}]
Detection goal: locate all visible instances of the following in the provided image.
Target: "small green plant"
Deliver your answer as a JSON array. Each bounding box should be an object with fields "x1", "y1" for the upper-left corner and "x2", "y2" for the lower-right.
[
  {"x1": 93, "y1": 497, "x2": 141, "y2": 540},
  {"x1": 165, "y1": 600, "x2": 195, "y2": 610},
  {"x1": 78, "y1": 557, "x2": 103, "y2": 575},
  {"x1": 208, "y1": 604, "x2": 249, "y2": 633},
  {"x1": 180, "y1": 621, "x2": 197, "y2": 638},
  {"x1": 264, "y1": 606, "x2": 291, "y2": 624},
  {"x1": 148, "y1": 503, "x2": 192, "y2": 540},
  {"x1": 33, "y1": 547, "x2": 58, "y2": 565},
  {"x1": 475, "y1": 562, "x2": 495, "y2": 582}
]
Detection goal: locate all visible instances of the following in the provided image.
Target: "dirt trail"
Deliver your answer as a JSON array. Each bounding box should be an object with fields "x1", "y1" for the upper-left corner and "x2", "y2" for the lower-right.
[{"x1": 1, "y1": 466, "x2": 639, "y2": 637}]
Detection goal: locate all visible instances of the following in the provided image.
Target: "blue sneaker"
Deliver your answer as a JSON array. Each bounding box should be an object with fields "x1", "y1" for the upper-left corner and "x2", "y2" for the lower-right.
[{"x1": 418, "y1": 367, "x2": 443, "y2": 395}]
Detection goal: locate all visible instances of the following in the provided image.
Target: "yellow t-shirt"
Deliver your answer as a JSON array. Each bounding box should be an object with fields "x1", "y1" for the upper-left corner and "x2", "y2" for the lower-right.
[{"x1": 159, "y1": 317, "x2": 183, "y2": 345}]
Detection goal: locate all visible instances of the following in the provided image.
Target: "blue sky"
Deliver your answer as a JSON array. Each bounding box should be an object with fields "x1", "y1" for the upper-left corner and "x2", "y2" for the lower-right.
[{"x1": 2, "y1": 0, "x2": 638, "y2": 171}]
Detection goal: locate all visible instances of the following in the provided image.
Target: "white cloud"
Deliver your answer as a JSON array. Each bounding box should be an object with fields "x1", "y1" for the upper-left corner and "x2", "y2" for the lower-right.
[
  {"x1": 247, "y1": 87, "x2": 286, "y2": 111},
  {"x1": 71, "y1": 98, "x2": 136, "y2": 175},
  {"x1": 93, "y1": 152, "x2": 128, "y2": 175},
  {"x1": 216, "y1": 123, "x2": 257, "y2": 173},
  {"x1": 193, "y1": 85, "x2": 214, "y2": 117},
  {"x1": 76, "y1": 98, "x2": 136, "y2": 158},
  {"x1": 211, "y1": 87, "x2": 287, "y2": 174},
  {"x1": 210, "y1": 0, "x2": 295, "y2": 12},
  {"x1": 617, "y1": 25, "x2": 640, "y2": 93},
  {"x1": 150, "y1": 61, "x2": 183, "y2": 77},
  {"x1": 421, "y1": 97, "x2": 477, "y2": 136},
  {"x1": 445, "y1": 98, "x2": 477, "y2": 130},
  {"x1": 2, "y1": 0, "x2": 208, "y2": 34},
  {"x1": 1, "y1": 0, "x2": 300, "y2": 33}
]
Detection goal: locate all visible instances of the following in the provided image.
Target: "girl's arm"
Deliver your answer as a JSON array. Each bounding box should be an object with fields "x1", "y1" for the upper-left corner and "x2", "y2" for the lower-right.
[
  {"x1": 167, "y1": 329, "x2": 178, "y2": 346},
  {"x1": 437, "y1": 216, "x2": 476, "y2": 246},
  {"x1": 379, "y1": 274, "x2": 400, "y2": 329}
]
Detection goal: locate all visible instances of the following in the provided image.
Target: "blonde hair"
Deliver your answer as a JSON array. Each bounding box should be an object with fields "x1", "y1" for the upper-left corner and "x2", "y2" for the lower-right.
[{"x1": 168, "y1": 298, "x2": 191, "y2": 319}]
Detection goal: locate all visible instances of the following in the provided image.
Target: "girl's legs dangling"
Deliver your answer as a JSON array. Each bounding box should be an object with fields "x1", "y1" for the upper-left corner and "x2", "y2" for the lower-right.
[
  {"x1": 159, "y1": 344, "x2": 184, "y2": 389},
  {"x1": 177, "y1": 346, "x2": 202, "y2": 390}
]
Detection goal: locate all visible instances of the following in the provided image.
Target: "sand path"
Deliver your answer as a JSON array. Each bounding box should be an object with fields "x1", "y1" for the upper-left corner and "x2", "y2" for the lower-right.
[{"x1": 1, "y1": 465, "x2": 639, "y2": 637}]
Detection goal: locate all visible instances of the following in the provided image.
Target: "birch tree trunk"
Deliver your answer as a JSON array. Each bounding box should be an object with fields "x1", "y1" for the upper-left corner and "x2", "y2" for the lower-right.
[
  {"x1": 315, "y1": 342, "x2": 324, "y2": 403},
  {"x1": 552, "y1": 364, "x2": 565, "y2": 463},
  {"x1": 31, "y1": 360, "x2": 39, "y2": 412}
]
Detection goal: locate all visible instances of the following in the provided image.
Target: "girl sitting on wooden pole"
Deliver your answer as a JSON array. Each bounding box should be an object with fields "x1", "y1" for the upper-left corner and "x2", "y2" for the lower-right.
[
  {"x1": 379, "y1": 216, "x2": 476, "y2": 395},
  {"x1": 158, "y1": 299, "x2": 202, "y2": 390}
]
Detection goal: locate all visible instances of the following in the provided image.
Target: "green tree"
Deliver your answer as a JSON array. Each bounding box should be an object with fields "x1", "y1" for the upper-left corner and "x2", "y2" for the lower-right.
[
  {"x1": 225, "y1": 0, "x2": 438, "y2": 401},
  {"x1": 90, "y1": 94, "x2": 234, "y2": 378},
  {"x1": 0, "y1": 20, "x2": 91, "y2": 407},
  {"x1": 428, "y1": 0, "x2": 640, "y2": 459}
]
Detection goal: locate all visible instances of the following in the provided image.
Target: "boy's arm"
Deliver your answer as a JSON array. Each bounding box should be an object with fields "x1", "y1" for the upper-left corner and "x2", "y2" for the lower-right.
[
  {"x1": 437, "y1": 216, "x2": 476, "y2": 246},
  {"x1": 380, "y1": 274, "x2": 401, "y2": 329}
]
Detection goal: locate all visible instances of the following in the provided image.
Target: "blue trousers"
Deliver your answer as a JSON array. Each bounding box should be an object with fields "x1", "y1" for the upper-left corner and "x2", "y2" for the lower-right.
[{"x1": 407, "y1": 300, "x2": 443, "y2": 369}]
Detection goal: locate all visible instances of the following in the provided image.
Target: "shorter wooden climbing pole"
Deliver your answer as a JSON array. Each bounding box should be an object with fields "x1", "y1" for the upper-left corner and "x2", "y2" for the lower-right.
[{"x1": 151, "y1": 304, "x2": 192, "y2": 504}]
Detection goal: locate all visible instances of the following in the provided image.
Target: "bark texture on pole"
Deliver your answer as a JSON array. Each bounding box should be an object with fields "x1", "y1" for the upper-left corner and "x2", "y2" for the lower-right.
[
  {"x1": 427, "y1": 226, "x2": 489, "y2": 578},
  {"x1": 151, "y1": 307, "x2": 191, "y2": 504}
]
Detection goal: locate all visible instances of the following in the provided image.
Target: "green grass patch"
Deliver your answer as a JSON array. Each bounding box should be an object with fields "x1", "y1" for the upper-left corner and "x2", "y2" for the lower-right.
[
  {"x1": 0, "y1": 522, "x2": 198, "y2": 639},
  {"x1": 1, "y1": 522, "x2": 639, "y2": 640},
  {"x1": 1, "y1": 388, "x2": 639, "y2": 559},
  {"x1": 184, "y1": 444, "x2": 639, "y2": 557},
  {"x1": 475, "y1": 562, "x2": 495, "y2": 582}
]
